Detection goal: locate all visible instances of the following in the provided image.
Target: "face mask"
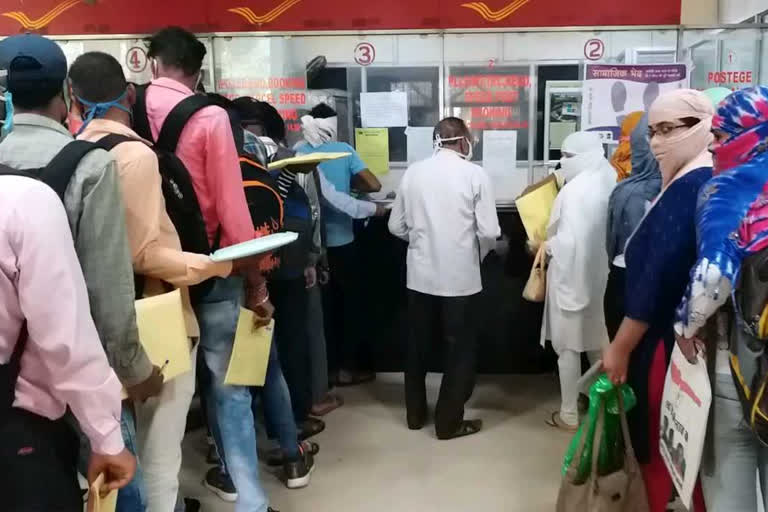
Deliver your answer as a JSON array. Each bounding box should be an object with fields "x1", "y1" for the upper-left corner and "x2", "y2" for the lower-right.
[
  {"x1": 75, "y1": 89, "x2": 132, "y2": 135},
  {"x1": 558, "y1": 155, "x2": 582, "y2": 182},
  {"x1": 434, "y1": 134, "x2": 473, "y2": 160},
  {"x1": 650, "y1": 120, "x2": 711, "y2": 184}
]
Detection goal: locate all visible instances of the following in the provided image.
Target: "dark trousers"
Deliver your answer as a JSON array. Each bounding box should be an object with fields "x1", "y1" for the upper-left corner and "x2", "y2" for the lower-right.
[
  {"x1": 604, "y1": 264, "x2": 626, "y2": 340},
  {"x1": 270, "y1": 276, "x2": 312, "y2": 422},
  {"x1": 406, "y1": 290, "x2": 479, "y2": 438},
  {"x1": 0, "y1": 409, "x2": 82, "y2": 512},
  {"x1": 324, "y1": 243, "x2": 367, "y2": 375}
]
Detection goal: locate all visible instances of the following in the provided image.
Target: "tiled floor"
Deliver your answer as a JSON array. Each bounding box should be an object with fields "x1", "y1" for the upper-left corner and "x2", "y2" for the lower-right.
[{"x1": 179, "y1": 373, "x2": 570, "y2": 512}]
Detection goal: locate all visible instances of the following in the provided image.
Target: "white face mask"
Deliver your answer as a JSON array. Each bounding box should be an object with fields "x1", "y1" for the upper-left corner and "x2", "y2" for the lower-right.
[{"x1": 434, "y1": 134, "x2": 473, "y2": 160}]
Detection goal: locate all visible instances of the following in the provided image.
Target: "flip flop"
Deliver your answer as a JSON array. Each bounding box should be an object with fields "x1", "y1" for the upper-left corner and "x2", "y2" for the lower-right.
[
  {"x1": 310, "y1": 393, "x2": 344, "y2": 416},
  {"x1": 437, "y1": 419, "x2": 483, "y2": 440},
  {"x1": 298, "y1": 417, "x2": 326, "y2": 440},
  {"x1": 546, "y1": 411, "x2": 579, "y2": 433}
]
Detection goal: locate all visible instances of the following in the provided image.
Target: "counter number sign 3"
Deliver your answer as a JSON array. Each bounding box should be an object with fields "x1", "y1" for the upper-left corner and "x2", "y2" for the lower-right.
[
  {"x1": 355, "y1": 42, "x2": 376, "y2": 66},
  {"x1": 584, "y1": 38, "x2": 605, "y2": 61},
  {"x1": 126, "y1": 46, "x2": 148, "y2": 73}
]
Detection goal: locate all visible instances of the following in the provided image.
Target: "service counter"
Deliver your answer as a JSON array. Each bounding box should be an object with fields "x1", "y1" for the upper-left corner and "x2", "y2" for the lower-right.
[{"x1": 356, "y1": 206, "x2": 554, "y2": 375}]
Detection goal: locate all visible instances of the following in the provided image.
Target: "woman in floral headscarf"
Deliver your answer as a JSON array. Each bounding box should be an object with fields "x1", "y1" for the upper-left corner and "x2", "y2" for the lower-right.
[{"x1": 674, "y1": 86, "x2": 768, "y2": 511}]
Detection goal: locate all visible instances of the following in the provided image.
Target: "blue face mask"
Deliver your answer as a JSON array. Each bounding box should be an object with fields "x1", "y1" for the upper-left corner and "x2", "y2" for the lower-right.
[
  {"x1": 1, "y1": 91, "x2": 13, "y2": 138},
  {"x1": 76, "y1": 89, "x2": 131, "y2": 135}
]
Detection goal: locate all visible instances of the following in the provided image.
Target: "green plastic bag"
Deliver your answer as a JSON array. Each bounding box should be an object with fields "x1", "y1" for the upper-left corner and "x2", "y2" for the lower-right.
[{"x1": 561, "y1": 374, "x2": 637, "y2": 483}]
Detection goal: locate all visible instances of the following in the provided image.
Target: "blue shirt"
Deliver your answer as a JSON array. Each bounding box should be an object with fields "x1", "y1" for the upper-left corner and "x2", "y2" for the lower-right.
[{"x1": 297, "y1": 141, "x2": 367, "y2": 247}]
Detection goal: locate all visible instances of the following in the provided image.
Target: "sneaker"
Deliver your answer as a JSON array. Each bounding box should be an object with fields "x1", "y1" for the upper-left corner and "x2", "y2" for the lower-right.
[
  {"x1": 284, "y1": 445, "x2": 315, "y2": 489},
  {"x1": 204, "y1": 467, "x2": 238, "y2": 502}
]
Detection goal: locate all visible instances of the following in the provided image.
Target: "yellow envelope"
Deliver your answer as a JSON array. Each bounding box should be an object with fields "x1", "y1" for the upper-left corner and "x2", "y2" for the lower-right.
[
  {"x1": 224, "y1": 310, "x2": 274, "y2": 386},
  {"x1": 87, "y1": 473, "x2": 117, "y2": 512},
  {"x1": 268, "y1": 152, "x2": 351, "y2": 170},
  {"x1": 134, "y1": 289, "x2": 191, "y2": 382},
  {"x1": 515, "y1": 174, "x2": 559, "y2": 244}
]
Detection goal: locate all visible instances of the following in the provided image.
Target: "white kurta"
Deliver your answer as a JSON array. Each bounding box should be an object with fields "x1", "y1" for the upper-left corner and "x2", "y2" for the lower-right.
[{"x1": 540, "y1": 151, "x2": 616, "y2": 354}]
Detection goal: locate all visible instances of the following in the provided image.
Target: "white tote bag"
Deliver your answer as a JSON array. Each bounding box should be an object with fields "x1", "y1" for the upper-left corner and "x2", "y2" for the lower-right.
[{"x1": 659, "y1": 345, "x2": 712, "y2": 509}]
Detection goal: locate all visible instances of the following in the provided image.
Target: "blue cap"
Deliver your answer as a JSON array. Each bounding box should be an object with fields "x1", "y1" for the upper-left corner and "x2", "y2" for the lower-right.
[{"x1": 0, "y1": 34, "x2": 67, "y2": 93}]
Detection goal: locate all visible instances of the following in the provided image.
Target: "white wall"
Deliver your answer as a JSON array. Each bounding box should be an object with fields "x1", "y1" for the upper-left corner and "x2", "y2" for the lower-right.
[
  {"x1": 719, "y1": 0, "x2": 768, "y2": 24},
  {"x1": 682, "y1": 0, "x2": 718, "y2": 25}
]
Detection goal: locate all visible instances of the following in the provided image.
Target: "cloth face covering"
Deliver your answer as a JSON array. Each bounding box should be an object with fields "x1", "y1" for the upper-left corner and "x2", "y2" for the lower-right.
[
  {"x1": 648, "y1": 89, "x2": 713, "y2": 186},
  {"x1": 610, "y1": 111, "x2": 644, "y2": 182},
  {"x1": 301, "y1": 115, "x2": 338, "y2": 147},
  {"x1": 558, "y1": 131, "x2": 605, "y2": 183}
]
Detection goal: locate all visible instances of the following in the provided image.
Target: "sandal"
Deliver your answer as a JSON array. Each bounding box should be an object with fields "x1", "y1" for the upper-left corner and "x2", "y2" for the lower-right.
[
  {"x1": 298, "y1": 417, "x2": 326, "y2": 440},
  {"x1": 310, "y1": 393, "x2": 344, "y2": 416},
  {"x1": 437, "y1": 419, "x2": 483, "y2": 440},
  {"x1": 545, "y1": 411, "x2": 579, "y2": 433}
]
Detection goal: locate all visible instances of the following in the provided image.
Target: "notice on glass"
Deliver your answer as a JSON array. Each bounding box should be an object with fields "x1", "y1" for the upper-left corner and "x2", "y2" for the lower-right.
[
  {"x1": 361, "y1": 91, "x2": 408, "y2": 128},
  {"x1": 482, "y1": 130, "x2": 517, "y2": 176},
  {"x1": 355, "y1": 128, "x2": 390, "y2": 176},
  {"x1": 405, "y1": 126, "x2": 435, "y2": 164}
]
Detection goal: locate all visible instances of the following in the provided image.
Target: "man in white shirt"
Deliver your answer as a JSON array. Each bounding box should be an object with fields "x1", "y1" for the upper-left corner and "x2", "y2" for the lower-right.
[{"x1": 388, "y1": 117, "x2": 500, "y2": 440}]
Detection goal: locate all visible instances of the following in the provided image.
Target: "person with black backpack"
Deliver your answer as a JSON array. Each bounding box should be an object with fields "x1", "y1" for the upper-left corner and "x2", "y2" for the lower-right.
[
  {"x1": 69, "y1": 51, "x2": 241, "y2": 512},
  {"x1": 0, "y1": 33, "x2": 159, "y2": 511},
  {"x1": 139, "y1": 27, "x2": 279, "y2": 512}
]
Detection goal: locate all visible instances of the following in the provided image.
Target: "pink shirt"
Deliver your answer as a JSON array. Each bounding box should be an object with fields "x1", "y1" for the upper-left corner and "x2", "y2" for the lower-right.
[
  {"x1": 0, "y1": 176, "x2": 124, "y2": 455},
  {"x1": 145, "y1": 78, "x2": 256, "y2": 248}
]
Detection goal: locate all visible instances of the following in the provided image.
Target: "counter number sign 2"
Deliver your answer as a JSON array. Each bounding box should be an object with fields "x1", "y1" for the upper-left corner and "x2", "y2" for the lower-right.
[
  {"x1": 354, "y1": 42, "x2": 376, "y2": 66},
  {"x1": 584, "y1": 38, "x2": 605, "y2": 61},
  {"x1": 126, "y1": 46, "x2": 148, "y2": 73}
]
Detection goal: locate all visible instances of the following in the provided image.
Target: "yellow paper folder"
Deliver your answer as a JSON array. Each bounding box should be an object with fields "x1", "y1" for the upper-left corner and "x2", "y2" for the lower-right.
[
  {"x1": 224, "y1": 311, "x2": 274, "y2": 386},
  {"x1": 87, "y1": 473, "x2": 117, "y2": 512},
  {"x1": 134, "y1": 289, "x2": 191, "y2": 382},
  {"x1": 515, "y1": 174, "x2": 559, "y2": 244},
  {"x1": 268, "y1": 152, "x2": 351, "y2": 170}
]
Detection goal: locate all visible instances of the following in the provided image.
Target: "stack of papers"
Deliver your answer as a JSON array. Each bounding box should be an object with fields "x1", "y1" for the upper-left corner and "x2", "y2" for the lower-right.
[{"x1": 267, "y1": 152, "x2": 351, "y2": 170}]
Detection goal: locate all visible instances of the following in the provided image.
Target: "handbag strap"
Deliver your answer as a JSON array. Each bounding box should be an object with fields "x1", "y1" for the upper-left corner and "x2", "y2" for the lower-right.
[
  {"x1": 617, "y1": 391, "x2": 640, "y2": 465},
  {"x1": 533, "y1": 244, "x2": 546, "y2": 270},
  {"x1": 564, "y1": 413, "x2": 591, "y2": 478},
  {"x1": 590, "y1": 396, "x2": 607, "y2": 488}
]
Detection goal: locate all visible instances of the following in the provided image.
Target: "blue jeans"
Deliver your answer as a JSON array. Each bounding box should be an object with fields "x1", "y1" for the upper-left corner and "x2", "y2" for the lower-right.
[
  {"x1": 258, "y1": 341, "x2": 300, "y2": 461},
  {"x1": 195, "y1": 276, "x2": 269, "y2": 512},
  {"x1": 117, "y1": 404, "x2": 146, "y2": 512}
]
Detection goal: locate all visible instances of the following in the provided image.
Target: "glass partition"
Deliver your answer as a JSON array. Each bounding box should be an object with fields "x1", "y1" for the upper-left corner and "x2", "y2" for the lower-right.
[{"x1": 680, "y1": 28, "x2": 762, "y2": 90}]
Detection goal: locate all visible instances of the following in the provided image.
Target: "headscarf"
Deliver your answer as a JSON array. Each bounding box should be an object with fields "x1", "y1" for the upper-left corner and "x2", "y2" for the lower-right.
[
  {"x1": 674, "y1": 86, "x2": 768, "y2": 338},
  {"x1": 606, "y1": 114, "x2": 662, "y2": 261},
  {"x1": 558, "y1": 131, "x2": 606, "y2": 183},
  {"x1": 648, "y1": 89, "x2": 714, "y2": 186},
  {"x1": 300, "y1": 114, "x2": 337, "y2": 147},
  {"x1": 711, "y1": 85, "x2": 768, "y2": 175},
  {"x1": 610, "y1": 111, "x2": 644, "y2": 181}
]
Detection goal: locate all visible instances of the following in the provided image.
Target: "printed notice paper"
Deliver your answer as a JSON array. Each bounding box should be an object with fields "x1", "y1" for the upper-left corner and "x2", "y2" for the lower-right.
[
  {"x1": 482, "y1": 130, "x2": 517, "y2": 176},
  {"x1": 224, "y1": 312, "x2": 274, "y2": 386},
  {"x1": 361, "y1": 91, "x2": 408, "y2": 128},
  {"x1": 134, "y1": 289, "x2": 191, "y2": 382},
  {"x1": 355, "y1": 128, "x2": 390, "y2": 176}
]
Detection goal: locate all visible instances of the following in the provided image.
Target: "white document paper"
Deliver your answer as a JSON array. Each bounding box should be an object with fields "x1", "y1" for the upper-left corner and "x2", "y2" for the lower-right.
[
  {"x1": 405, "y1": 126, "x2": 435, "y2": 164},
  {"x1": 361, "y1": 91, "x2": 408, "y2": 128},
  {"x1": 482, "y1": 130, "x2": 517, "y2": 176},
  {"x1": 659, "y1": 346, "x2": 712, "y2": 509}
]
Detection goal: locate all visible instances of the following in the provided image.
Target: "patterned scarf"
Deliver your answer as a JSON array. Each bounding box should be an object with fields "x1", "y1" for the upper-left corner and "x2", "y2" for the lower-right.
[{"x1": 712, "y1": 86, "x2": 768, "y2": 175}]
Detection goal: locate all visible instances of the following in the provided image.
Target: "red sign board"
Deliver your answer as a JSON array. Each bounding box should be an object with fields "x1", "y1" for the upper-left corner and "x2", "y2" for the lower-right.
[{"x1": 0, "y1": 0, "x2": 681, "y2": 36}]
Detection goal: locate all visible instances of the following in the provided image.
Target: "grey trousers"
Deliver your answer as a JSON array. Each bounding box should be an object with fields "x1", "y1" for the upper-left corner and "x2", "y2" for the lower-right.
[
  {"x1": 703, "y1": 373, "x2": 768, "y2": 512},
  {"x1": 307, "y1": 284, "x2": 329, "y2": 403}
]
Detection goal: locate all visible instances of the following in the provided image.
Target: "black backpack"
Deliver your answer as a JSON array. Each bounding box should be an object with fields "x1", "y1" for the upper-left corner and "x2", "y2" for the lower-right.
[{"x1": 133, "y1": 84, "x2": 218, "y2": 259}]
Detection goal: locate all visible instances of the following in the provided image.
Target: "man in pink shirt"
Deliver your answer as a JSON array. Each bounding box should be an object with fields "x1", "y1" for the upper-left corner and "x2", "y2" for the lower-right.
[
  {"x1": 0, "y1": 174, "x2": 135, "y2": 510},
  {"x1": 142, "y1": 27, "x2": 277, "y2": 512}
]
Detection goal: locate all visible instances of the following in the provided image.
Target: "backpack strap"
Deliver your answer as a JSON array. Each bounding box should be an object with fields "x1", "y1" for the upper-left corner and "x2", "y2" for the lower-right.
[
  {"x1": 0, "y1": 164, "x2": 38, "y2": 181},
  {"x1": 95, "y1": 133, "x2": 137, "y2": 152},
  {"x1": 133, "y1": 84, "x2": 153, "y2": 142},
  {"x1": 155, "y1": 95, "x2": 212, "y2": 153},
  {"x1": 39, "y1": 140, "x2": 103, "y2": 201}
]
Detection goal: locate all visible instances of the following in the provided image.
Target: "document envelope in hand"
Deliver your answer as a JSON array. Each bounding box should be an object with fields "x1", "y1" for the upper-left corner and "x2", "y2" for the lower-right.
[
  {"x1": 515, "y1": 174, "x2": 559, "y2": 243},
  {"x1": 224, "y1": 311, "x2": 274, "y2": 386},
  {"x1": 267, "y1": 152, "x2": 351, "y2": 170},
  {"x1": 87, "y1": 473, "x2": 117, "y2": 512},
  {"x1": 134, "y1": 289, "x2": 191, "y2": 381}
]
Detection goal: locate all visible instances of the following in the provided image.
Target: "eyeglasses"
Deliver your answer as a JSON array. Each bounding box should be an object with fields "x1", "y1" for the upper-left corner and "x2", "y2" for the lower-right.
[{"x1": 648, "y1": 123, "x2": 689, "y2": 138}]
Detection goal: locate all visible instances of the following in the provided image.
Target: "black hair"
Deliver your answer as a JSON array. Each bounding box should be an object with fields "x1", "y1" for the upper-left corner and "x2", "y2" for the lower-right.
[
  {"x1": 434, "y1": 117, "x2": 469, "y2": 144},
  {"x1": 147, "y1": 26, "x2": 206, "y2": 76},
  {"x1": 69, "y1": 52, "x2": 127, "y2": 103},
  {"x1": 11, "y1": 84, "x2": 62, "y2": 110},
  {"x1": 205, "y1": 93, "x2": 245, "y2": 152},
  {"x1": 233, "y1": 97, "x2": 286, "y2": 142},
  {"x1": 309, "y1": 102, "x2": 336, "y2": 119}
]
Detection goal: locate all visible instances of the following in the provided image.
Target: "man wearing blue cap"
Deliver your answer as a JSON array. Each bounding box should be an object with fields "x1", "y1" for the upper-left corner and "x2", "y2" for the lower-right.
[{"x1": 0, "y1": 34, "x2": 162, "y2": 511}]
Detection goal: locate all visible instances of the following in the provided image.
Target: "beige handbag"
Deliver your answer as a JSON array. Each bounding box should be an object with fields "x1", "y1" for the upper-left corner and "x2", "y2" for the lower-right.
[
  {"x1": 522, "y1": 245, "x2": 547, "y2": 303},
  {"x1": 556, "y1": 393, "x2": 650, "y2": 512}
]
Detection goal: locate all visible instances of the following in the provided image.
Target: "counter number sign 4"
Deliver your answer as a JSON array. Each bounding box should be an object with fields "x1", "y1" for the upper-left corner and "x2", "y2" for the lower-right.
[
  {"x1": 355, "y1": 42, "x2": 376, "y2": 66},
  {"x1": 584, "y1": 38, "x2": 605, "y2": 61},
  {"x1": 126, "y1": 46, "x2": 148, "y2": 73}
]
